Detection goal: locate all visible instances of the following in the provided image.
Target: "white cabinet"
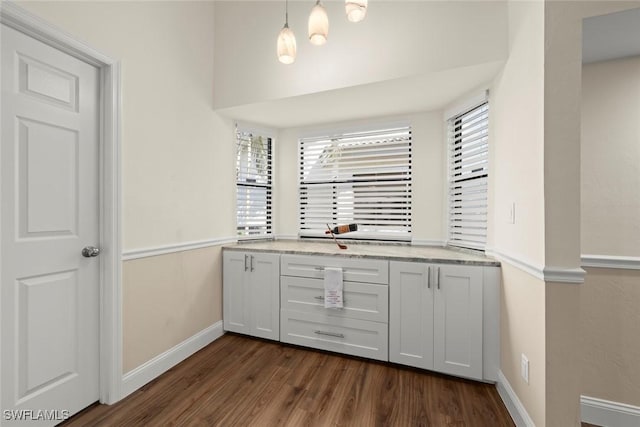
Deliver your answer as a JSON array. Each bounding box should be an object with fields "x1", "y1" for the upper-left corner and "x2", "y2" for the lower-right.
[
  {"x1": 280, "y1": 254, "x2": 389, "y2": 361},
  {"x1": 433, "y1": 264, "x2": 484, "y2": 379},
  {"x1": 222, "y1": 247, "x2": 500, "y2": 383},
  {"x1": 223, "y1": 251, "x2": 280, "y2": 340},
  {"x1": 389, "y1": 262, "x2": 434, "y2": 369},
  {"x1": 390, "y1": 261, "x2": 490, "y2": 381},
  {"x1": 281, "y1": 254, "x2": 389, "y2": 284}
]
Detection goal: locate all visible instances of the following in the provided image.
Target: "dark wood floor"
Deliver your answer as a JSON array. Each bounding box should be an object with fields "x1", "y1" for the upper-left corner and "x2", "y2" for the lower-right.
[{"x1": 64, "y1": 334, "x2": 518, "y2": 426}]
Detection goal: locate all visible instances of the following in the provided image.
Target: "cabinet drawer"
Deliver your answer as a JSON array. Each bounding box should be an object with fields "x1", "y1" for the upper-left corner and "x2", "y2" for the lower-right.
[
  {"x1": 281, "y1": 310, "x2": 388, "y2": 362},
  {"x1": 281, "y1": 276, "x2": 388, "y2": 323},
  {"x1": 280, "y1": 255, "x2": 389, "y2": 284}
]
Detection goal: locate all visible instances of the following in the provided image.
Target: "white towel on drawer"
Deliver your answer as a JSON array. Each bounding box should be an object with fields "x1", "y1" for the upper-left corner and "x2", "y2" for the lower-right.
[{"x1": 324, "y1": 267, "x2": 343, "y2": 308}]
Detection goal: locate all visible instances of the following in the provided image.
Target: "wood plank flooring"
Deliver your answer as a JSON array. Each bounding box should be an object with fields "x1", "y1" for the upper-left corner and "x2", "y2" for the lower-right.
[{"x1": 63, "y1": 334, "x2": 516, "y2": 426}]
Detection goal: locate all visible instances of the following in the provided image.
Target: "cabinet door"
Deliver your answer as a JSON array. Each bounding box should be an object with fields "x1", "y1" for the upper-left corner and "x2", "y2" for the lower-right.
[
  {"x1": 249, "y1": 252, "x2": 280, "y2": 340},
  {"x1": 223, "y1": 251, "x2": 250, "y2": 334},
  {"x1": 433, "y1": 264, "x2": 483, "y2": 380},
  {"x1": 389, "y1": 262, "x2": 434, "y2": 370}
]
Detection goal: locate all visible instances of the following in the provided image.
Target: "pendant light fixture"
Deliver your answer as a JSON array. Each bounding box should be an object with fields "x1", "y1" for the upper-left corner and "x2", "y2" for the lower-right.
[
  {"x1": 277, "y1": 0, "x2": 296, "y2": 64},
  {"x1": 345, "y1": 0, "x2": 368, "y2": 23},
  {"x1": 308, "y1": 0, "x2": 329, "y2": 46}
]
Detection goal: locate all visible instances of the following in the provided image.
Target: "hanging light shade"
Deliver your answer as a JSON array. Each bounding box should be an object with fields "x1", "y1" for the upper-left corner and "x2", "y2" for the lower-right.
[
  {"x1": 277, "y1": 24, "x2": 296, "y2": 64},
  {"x1": 277, "y1": 0, "x2": 296, "y2": 64},
  {"x1": 345, "y1": 0, "x2": 367, "y2": 23},
  {"x1": 308, "y1": 0, "x2": 329, "y2": 46}
]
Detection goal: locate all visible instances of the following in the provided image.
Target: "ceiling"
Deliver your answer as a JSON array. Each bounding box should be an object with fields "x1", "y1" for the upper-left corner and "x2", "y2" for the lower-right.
[
  {"x1": 583, "y1": 7, "x2": 640, "y2": 64},
  {"x1": 216, "y1": 60, "x2": 505, "y2": 129}
]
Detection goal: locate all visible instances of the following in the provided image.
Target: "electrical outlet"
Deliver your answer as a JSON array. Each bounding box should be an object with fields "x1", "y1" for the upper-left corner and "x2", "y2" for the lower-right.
[{"x1": 521, "y1": 354, "x2": 529, "y2": 384}]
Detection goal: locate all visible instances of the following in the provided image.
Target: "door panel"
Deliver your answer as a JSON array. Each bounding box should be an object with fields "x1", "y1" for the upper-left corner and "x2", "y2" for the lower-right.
[
  {"x1": 389, "y1": 261, "x2": 433, "y2": 370},
  {"x1": 18, "y1": 53, "x2": 79, "y2": 111},
  {"x1": 18, "y1": 118, "x2": 79, "y2": 237},
  {"x1": 2, "y1": 23, "x2": 100, "y2": 424},
  {"x1": 250, "y1": 253, "x2": 280, "y2": 340},
  {"x1": 18, "y1": 271, "x2": 78, "y2": 400},
  {"x1": 433, "y1": 265, "x2": 483, "y2": 380},
  {"x1": 222, "y1": 252, "x2": 250, "y2": 334}
]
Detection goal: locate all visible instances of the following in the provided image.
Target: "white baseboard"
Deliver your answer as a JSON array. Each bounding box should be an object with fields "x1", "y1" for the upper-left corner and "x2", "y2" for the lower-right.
[
  {"x1": 496, "y1": 370, "x2": 535, "y2": 427},
  {"x1": 581, "y1": 395, "x2": 640, "y2": 427},
  {"x1": 121, "y1": 321, "x2": 224, "y2": 399}
]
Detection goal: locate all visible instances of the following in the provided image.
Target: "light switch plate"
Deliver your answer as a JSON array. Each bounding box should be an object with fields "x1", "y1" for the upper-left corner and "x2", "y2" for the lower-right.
[
  {"x1": 521, "y1": 353, "x2": 529, "y2": 384},
  {"x1": 509, "y1": 202, "x2": 516, "y2": 224}
]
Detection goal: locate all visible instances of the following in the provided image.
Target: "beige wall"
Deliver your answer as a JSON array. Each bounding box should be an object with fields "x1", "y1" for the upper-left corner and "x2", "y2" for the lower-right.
[
  {"x1": 19, "y1": 1, "x2": 236, "y2": 250},
  {"x1": 581, "y1": 268, "x2": 640, "y2": 406},
  {"x1": 490, "y1": 2, "x2": 640, "y2": 424},
  {"x1": 18, "y1": 1, "x2": 234, "y2": 372},
  {"x1": 123, "y1": 246, "x2": 223, "y2": 372},
  {"x1": 545, "y1": 282, "x2": 581, "y2": 426},
  {"x1": 581, "y1": 56, "x2": 640, "y2": 256},
  {"x1": 274, "y1": 112, "x2": 445, "y2": 243},
  {"x1": 488, "y1": 0, "x2": 545, "y2": 267},
  {"x1": 500, "y1": 264, "x2": 546, "y2": 426},
  {"x1": 581, "y1": 56, "x2": 640, "y2": 407},
  {"x1": 542, "y1": 3, "x2": 640, "y2": 422},
  {"x1": 489, "y1": 2, "x2": 547, "y2": 423}
]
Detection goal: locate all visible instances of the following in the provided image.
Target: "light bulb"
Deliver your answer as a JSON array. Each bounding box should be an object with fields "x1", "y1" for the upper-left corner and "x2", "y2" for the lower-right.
[
  {"x1": 345, "y1": 0, "x2": 367, "y2": 23},
  {"x1": 277, "y1": 24, "x2": 296, "y2": 64},
  {"x1": 308, "y1": 0, "x2": 329, "y2": 46}
]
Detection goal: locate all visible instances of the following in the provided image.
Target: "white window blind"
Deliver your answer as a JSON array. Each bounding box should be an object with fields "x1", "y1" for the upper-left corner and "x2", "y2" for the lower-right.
[
  {"x1": 236, "y1": 128, "x2": 272, "y2": 238},
  {"x1": 448, "y1": 103, "x2": 489, "y2": 250},
  {"x1": 299, "y1": 125, "x2": 412, "y2": 241}
]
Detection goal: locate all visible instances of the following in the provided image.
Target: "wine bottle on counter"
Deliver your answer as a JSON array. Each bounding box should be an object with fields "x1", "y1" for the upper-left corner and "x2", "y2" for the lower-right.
[{"x1": 325, "y1": 223, "x2": 358, "y2": 235}]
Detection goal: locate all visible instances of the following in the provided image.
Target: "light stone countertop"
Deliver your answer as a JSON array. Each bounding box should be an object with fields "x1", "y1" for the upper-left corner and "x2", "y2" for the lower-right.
[{"x1": 223, "y1": 240, "x2": 500, "y2": 267}]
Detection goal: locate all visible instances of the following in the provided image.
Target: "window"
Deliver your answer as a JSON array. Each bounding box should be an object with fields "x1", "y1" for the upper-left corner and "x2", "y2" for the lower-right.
[
  {"x1": 448, "y1": 103, "x2": 489, "y2": 250},
  {"x1": 236, "y1": 127, "x2": 272, "y2": 238},
  {"x1": 299, "y1": 125, "x2": 412, "y2": 241}
]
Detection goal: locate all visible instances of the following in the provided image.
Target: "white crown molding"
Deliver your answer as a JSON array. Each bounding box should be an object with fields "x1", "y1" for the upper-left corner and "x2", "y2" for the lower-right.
[
  {"x1": 485, "y1": 247, "x2": 585, "y2": 284},
  {"x1": 581, "y1": 254, "x2": 640, "y2": 270},
  {"x1": 122, "y1": 237, "x2": 237, "y2": 261},
  {"x1": 496, "y1": 370, "x2": 535, "y2": 427},
  {"x1": 121, "y1": 322, "x2": 224, "y2": 399},
  {"x1": 581, "y1": 395, "x2": 640, "y2": 427},
  {"x1": 411, "y1": 239, "x2": 447, "y2": 247}
]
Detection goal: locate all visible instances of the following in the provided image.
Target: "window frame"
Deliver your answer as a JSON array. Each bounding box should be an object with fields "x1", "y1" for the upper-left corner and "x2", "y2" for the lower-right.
[
  {"x1": 446, "y1": 101, "x2": 489, "y2": 251},
  {"x1": 235, "y1": 123, "x2": 275, "y2": 240},
  {"x1": 297, "y1": 121, "x2": 413, "y2": 242}
]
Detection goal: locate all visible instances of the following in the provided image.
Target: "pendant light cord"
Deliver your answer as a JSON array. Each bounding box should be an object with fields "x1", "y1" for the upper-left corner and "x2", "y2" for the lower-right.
[{"x1": 285, "y1": 0, "x2": 289, "y2": 26}]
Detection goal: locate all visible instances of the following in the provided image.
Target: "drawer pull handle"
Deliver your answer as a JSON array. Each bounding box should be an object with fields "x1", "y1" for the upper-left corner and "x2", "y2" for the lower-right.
[
  {"x1": 314, "y1": 267, "x2": 325, "y2": 271},
  {"x1": 314, "y1": 330, "x2": 345, "y2": 338},
  {"x1": 314, "y1": 295, "x2": 346, "y2": 304}
]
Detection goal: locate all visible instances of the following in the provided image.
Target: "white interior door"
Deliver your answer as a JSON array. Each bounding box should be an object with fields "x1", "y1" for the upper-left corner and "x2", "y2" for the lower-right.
[{"x1": 1, "y1": 23, "x2": 100, "y2": 425}]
